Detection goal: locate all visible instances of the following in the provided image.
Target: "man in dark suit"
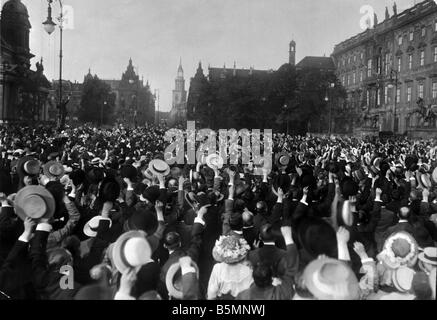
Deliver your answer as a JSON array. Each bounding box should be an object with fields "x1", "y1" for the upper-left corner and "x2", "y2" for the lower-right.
[
  {"x1": 237, "y1": 226, "x2": 299, "y2": 300},
  {"x1": 158, "y1": 204, "x2": 207, "y2": 299}
]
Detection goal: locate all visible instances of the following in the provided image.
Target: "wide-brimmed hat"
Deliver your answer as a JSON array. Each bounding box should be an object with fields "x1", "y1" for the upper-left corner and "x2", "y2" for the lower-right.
[
  {"x1": 303, "y1": 258, "x2": 360, "y2": 300},
  {"x1": 14, "y1": 186, "x2": 55, "y2": 221},
  {"x1": 416, "y1": 172, "x2": 432, "y2": 189},
  {"x1": 165, "y1": 260, "x2": 199, "y2": 299},
  {"x1": 83, "y1": 216, "x2": 113, "y2": 238},
  {"x1": 148, "y1": 159, "x2": 170, "y2": 177},
  {"x1": 379, "y1": 231, "x2": 419, "y2": 269},
  {"x1": 212, "y1": 235, "x2": 250, "y2": 264},
  {"x1": 112, "y1": 230, "x2": 152, "y2": 273},
  {"x1": 392, "y1": 266, "x2": 415, "y2": 293},
  {"x1": 276, "y1": 152, "x2": 290, "y2": 167},
  {"x1": 297, "y1": 217, "x2": 337, "y2": 259},
  {"x1": 205, "y1": 154, "x2": 224, "y2": 170},
  {"x1": 432, "y1": 167, "x2": 437, "y2": 184},
  {"x1": 418, "y1": 247, "x2": 437, "y2": 266},
  {"x1": 43, "y1": 161, "x2": 65, "y2": 180},
  {"x1": 17, "y1": 156, "x2": 41, "y2": 177}
]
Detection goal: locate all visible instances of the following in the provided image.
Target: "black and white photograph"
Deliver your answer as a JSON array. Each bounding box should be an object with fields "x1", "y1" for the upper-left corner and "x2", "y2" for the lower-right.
[{"x1": 0, "y1": 0, "x2": 436, "y2": 309}]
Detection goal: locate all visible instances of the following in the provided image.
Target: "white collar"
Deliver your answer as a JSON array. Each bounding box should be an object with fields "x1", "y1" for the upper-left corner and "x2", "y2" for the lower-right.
[{"x1": 263, "y1": 241, "x2": 275, "y2": 246}]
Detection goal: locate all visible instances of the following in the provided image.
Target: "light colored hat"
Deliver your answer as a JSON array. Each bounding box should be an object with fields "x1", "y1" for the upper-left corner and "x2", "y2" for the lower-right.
[
  {"x1": 83, "y1": 216, "x2": 112, "y2": 238},
  {"x1": 212, "y1": 235, "x2": 250, "y2": 264},
  {"x1": 418, "y1": 247, "x2": 437, "y2": 266},
  {"x1": 205, "y1": 154, "x2": 224, "y2": 170},
  {"x1": 303, "y1": 257, "x2": 360, "y2": 300},
  {"x1": 148, "y1": 159, "x2": 170, "y2": 177},
  {"x1": 112, "y1": 230, "x2": 152, "y2": 273},
  {"x1": 392, "y1": 266, "x2": 415, "y2": 293},
  {"x1": 379, "y1": 231, "x2": 419, "y2": 269},
  {"x1": 432, "y1": 167, "x2": 437, "y2": 184},
  {"x1": 43, "y1": 161, "x2": 64, "y2": 179},
  {"x1": 165, "y1": 260, "x2": 199, "y2": 299},
  {"x1": 14, "y1": 186, "x2": 55, "y2": 221}
]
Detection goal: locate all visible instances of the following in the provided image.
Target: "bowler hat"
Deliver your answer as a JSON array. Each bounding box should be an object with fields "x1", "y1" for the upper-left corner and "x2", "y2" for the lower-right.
[
  {"x1": 341, "y1": 177, "x2": 358, "y2": 199},
  {"x1": 121, "y1": 164, "x2": 138, "y2": 181},
  {"x1": 14, "y1": 186, "x2": 55, "y2": 221},
  {"x1": 297, "y1": 217, "x2": 337, "y2": 259}
]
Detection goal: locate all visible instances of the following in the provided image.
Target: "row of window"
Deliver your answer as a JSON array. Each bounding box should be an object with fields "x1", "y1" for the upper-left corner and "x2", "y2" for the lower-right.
[
  {"x1": 397, "y1": 23, "x2": 433, "y2": 46},
  {"x1": 362, "y1": 81, "x2": 437, "y2": 107},
  {"x1": 340, "y1": 21, "x2": 437, "y2": 68},
  {"x1": 341, "y1": 48, "x2": 437, "y2": 87}
]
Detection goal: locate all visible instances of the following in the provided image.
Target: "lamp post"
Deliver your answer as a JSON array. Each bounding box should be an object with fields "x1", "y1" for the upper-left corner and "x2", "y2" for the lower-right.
[
  {"x1": 43, "y1": 0, "x2": 64, "y2": 131},
  {"x1": 326, "y1": 82, "x2": 335, "y2": 134},
  {"x1": 387, "y1": 69, "x2": 399, "y2": 134},
  {"x1": 101, "y1": 101, "x2": 107, "y2": 127},
  {"x1": 282, "y1": 104, "x2": 290, "y2": 135}
]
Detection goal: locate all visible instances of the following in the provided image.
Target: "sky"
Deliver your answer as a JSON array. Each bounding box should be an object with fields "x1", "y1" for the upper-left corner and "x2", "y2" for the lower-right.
[{"x1": 20, "y1": 0, "x2": 417, "y2": 112}]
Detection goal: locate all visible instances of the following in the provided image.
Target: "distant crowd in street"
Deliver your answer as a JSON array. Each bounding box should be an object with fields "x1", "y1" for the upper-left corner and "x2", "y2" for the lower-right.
[{"x1": 0, "y1": 122, "x2": 435, "y2": 300}]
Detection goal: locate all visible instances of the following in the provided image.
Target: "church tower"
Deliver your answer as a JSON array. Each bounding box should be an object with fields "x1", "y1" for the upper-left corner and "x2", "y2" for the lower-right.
[
  {"x1": 172, "y1": 59, "x2": 187, "y2": 108},
  {"x1": 289, "y1": 40, "x2": 296, "y2": 66}
]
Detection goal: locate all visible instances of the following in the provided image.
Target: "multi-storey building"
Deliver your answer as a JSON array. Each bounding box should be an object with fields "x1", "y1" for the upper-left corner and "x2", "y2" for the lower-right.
[{"x1": 333, "y1": 0, "x2": 437, "y2": 138}]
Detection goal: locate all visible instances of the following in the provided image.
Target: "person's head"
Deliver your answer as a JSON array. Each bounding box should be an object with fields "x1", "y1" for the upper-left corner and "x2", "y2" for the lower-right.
[
  {"x1": 253, "y1": 263, "x2": 273, "y2": 288},
  {"x1": 255, "y1": 201, "x2": 268, "y2": 216},
  {"x1": 259, "y1": 223, "x2": 275, "y2": 243},
  {"x1": 47, "y1": 247, "x2": 73, "y2": 271},
  {"x1": 164, "y1": 232, "x2": 181, "y2": 252},
  {"x1": 398, "y1": 206, "x2": 411, "y2": 220},
  {"x1": 229, "y1": 212, "x2": 243, "y2": 232}
]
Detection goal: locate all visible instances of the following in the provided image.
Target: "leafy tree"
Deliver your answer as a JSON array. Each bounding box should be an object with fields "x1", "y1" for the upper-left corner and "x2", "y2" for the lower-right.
[{"x1": 78, "y1": 75, "x2": 116, "y2": 125}]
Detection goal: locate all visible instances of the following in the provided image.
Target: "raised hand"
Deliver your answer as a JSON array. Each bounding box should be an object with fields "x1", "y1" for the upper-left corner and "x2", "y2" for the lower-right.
[
  {"x1": 336, "y1": 226, "x2": 350, "y2": 244},
  {"x1": 119, "y1": 268, "x2": 137, "y2": 296},
  {"x1": 353, "y1": 242, "x2": 368, "y2": 260}
]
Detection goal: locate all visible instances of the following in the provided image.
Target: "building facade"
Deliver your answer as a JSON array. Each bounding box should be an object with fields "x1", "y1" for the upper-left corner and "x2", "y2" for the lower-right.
[
  {"x1": 333, "y1": 0, "x2": 437, "y2": 138},
  {"x1": 101, "y1": 59, "x2": 155, "y2": 127},
  {"x1": 1, "y1": 0, "x2": 51, "y2": 123},
  {"x1": 169, "y1": 60, "x2": 187, "y2": 126}
]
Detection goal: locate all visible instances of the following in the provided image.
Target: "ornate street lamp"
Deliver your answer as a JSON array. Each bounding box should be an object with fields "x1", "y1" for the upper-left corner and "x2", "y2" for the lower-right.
[{"x1": 43, "y1": 0, "x2": 65, "y2": 131}]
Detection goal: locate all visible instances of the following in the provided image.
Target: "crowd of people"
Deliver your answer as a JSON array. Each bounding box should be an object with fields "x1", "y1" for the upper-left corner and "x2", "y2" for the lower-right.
[{"x1": 0, "y1": 123, "x2": 436, "y2": 300}]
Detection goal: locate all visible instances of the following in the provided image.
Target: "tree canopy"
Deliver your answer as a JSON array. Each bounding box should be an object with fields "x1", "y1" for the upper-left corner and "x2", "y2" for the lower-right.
[
  {"x1": 190, "y1": 64, "x2": 346, "y2": 134},
  {"x1": 78, "y1": 75, "x2": 116, "y2": 125}
]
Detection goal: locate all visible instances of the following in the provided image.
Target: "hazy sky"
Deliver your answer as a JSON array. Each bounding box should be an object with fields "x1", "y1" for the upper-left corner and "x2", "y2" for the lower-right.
[{"x1": 21, "y1": 0, "x2": 416, "y2": 111}]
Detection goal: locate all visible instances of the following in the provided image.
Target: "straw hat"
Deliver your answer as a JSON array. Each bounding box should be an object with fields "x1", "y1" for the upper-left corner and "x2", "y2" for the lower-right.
[
  {"x1": 205, "y1": 154, "x2": 224, "y2": 170},
  {"x1": 14, "y1": 186, "x2": 55, "y2": 221},
  {"x1": 112, "y1": 230, "x2": 152, "y2": 273},
  {"x1": 165, "y1": 260, "x2": 199, "y2": 299},
  {"x1": 148, "y1": 159, "x2": 170, "y2": 177},
  {"x1": 83, "y1": 216, "x2": 112, "y2": 238},
  {"x1": 303, "y1": 258, "x2": 360, "y2": 300},
  {"x1": 43, "y1": 161, "x2": 65, "y2": 180},
  {"x1": 392, "y1": 266, "x2": 415, "y2": 293},
  {"x1": 418, "y1": 247, "x2": 437, "y2": 266}
]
